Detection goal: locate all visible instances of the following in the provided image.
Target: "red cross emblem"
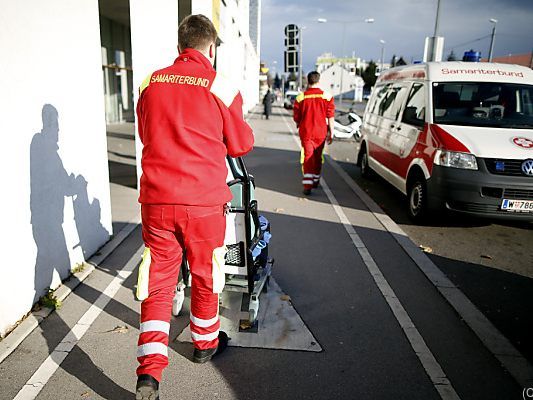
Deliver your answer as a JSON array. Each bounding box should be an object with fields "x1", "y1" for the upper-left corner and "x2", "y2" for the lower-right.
[{"x1": 512, "y1": 137, "x2": 533, "y2": 149}]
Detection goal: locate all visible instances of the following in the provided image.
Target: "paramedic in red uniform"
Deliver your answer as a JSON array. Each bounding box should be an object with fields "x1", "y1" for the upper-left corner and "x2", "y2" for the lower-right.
[
  {"x1": 293, "y1": 71, "x2": 335, "y2": 195},
  {"x1": 134, "y1": 14, "x2": 254, "y2": 400}
]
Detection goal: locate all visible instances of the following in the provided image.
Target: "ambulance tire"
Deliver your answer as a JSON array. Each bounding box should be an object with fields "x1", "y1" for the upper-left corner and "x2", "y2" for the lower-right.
[
  {"x1": 360, "y1": 147, "x2": 373, "y2": 178},
  {"x1": 407, "y1": 173, "x2": 428, "y2": 222}
]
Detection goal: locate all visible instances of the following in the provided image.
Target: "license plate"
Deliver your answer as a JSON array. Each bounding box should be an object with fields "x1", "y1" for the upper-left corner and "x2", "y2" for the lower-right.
[{"x1": 501, "y1": 199, "x2": 533, "y2": 212}]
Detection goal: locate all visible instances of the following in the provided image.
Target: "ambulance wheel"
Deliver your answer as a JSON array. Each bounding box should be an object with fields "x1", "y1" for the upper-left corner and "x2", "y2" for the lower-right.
[
  {"x1": 407, "y1": 175, "x2": 428, "y2": 222},
  {"x1": 360, "y1": 147, "x2": 372, "y2": 178}
]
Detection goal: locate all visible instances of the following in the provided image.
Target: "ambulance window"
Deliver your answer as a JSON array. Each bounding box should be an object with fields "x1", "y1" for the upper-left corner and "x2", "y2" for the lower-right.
[
  {"x1": 381, "y1": 85, "x2": 408, "y2": 120},
  {"x1": 369, "y1": 84, "x2": 390, "y2": 114},
  {"x1": 402, "y1": 83, "x2": 425, "y2": 127}
]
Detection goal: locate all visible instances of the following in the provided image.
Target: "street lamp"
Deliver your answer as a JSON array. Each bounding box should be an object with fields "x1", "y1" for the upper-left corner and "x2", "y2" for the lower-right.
[
  {"x1": 488, "y1": 18, "x2": 498, "y2": 62},
  {"x1": 298, "y1": 26, "x2": 307, "y2": 92},
  {"x1": 379, "y1": 39, "x2": 386, "y2": 75},
  {"x1": 317, "y1": 17, "x2": 374, "y2": 107}
]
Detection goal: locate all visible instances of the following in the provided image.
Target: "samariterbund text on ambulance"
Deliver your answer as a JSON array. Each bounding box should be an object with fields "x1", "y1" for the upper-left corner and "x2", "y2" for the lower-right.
[{"x1": 358, "y1": 61, "x2": 533, "y2": 222}]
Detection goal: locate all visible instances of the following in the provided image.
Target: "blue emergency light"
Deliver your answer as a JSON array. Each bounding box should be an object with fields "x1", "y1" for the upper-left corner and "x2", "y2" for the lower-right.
[{"x1": 495, "y1": 161, "x2": 505, "y2": 172}]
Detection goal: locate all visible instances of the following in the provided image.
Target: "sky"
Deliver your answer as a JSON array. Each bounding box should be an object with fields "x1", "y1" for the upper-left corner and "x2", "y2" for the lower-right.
[{"x1": 259, "y1": 0, "x2": 533, "y2": 74}]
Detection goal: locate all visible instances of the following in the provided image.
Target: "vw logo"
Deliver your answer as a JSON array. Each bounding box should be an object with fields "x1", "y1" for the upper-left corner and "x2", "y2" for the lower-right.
[{"x1": 522, "y1": 159, "x2": 533, "y2": 176}]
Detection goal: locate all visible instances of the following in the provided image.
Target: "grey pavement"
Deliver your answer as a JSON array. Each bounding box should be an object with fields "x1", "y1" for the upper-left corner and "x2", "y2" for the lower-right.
[{"x1": 0, "y1": 106, "x2": 528, "y2": 399}]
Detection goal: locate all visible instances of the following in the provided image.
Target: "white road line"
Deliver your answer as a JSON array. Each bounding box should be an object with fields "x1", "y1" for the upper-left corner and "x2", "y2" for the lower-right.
[
  {"x1": 14, "y1": 246, "x2": 144, "y2": 400},
  {"x1": 326, "y1": 157, "x2": 533, "y2": 389},
  {"x1": 280, "y1": 113, "x2": 461, "y2": 400}
]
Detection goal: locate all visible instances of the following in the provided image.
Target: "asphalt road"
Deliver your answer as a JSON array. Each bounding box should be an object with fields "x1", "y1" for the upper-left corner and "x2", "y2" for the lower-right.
[
  {"x1": 326, "y1": 126, "x2": 533, "y2": 365},
  {"x1": 1, "y1": 104, "x2": 529, "y2": 400}
]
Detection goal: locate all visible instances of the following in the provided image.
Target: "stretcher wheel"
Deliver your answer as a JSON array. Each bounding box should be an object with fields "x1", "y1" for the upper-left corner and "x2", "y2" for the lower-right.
[
  {"x1": 263, "y1": 275, "x2": 270, "y2": 293},
  {"x1": 249, "y1": 298, "x2": 259, "y2": 323},
  {"x1": 172, "y1": 282, "x2": 186, "y2": 316}
]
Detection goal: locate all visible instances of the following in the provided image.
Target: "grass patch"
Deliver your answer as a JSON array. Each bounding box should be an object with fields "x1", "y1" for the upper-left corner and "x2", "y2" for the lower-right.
[
  {"x1": 71, "y1": 263, "x2": 86, "y2": 274},
  {"x1": 39, "y1": 289, "x2": 62, "y2": 310}
]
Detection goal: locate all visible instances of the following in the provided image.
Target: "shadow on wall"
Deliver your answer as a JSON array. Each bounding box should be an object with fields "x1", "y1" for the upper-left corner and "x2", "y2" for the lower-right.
[
  {"x1": 30, "y1": 104, "x2": 109, "y2": 302},
  {"x1": 27, "y1": 105, "x2": 131, "y2": 398}
]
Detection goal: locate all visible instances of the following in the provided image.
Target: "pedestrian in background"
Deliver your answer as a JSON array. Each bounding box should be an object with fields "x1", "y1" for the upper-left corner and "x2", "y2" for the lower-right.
[
  {"x1": 134, "y1": 14, "x2": 254, "y2": 400},
  {"x1": 293, "y1": 71, "x2": 335, "y2": 195},
  {"x1": 263, "y1": 88, "x2": 273, "y2": 119}
]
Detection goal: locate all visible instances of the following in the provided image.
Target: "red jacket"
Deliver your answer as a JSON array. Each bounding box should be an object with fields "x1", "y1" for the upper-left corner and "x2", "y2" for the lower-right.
[
  {"x1": 136, "y1": 48, "x2": 254, "y2": 206},
  {"x1": 293, "y1": 87, "x2": 335, "y2": 141}
]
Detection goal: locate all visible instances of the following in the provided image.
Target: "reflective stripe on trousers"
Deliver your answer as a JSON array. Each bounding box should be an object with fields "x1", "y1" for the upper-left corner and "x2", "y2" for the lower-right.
[
  {"x1": 301, "y1": 139, "x2": 325, "y2": 189},
  {"x1": 137, "y1": 204, "x2": 225, "y2": 381}
]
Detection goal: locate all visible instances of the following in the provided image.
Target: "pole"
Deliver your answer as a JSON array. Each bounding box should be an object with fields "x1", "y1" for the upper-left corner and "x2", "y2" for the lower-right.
[
  {"x1": 339, "y1": 23, "x2": 346, "y2": 106},
  {"x1": 433, "y1": 0, "x2": 441, "y2": 37},
  {"x1": 298, "y1": 26, "x2": 303, "y2": 91},
  {"x1": 380, "y1": 43, "x2": 385, "y2": 75},
  {"x1": 431, "y1": 0, "x2": 442, "y2": 62},
  {"x1": 488, "y1": 24, "x2": 496, "y2": 62}
]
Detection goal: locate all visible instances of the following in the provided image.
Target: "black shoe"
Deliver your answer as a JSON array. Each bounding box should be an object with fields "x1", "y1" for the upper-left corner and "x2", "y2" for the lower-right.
[
  {"x1": 136, "y1": 374, "x2": 159, "y2": 400},
  {"x1": 193, "y1": 331, "x2": 229, "y2": 363},
  {"x1": 303, "y1": 188, "x2": 312, "y2": 195}
]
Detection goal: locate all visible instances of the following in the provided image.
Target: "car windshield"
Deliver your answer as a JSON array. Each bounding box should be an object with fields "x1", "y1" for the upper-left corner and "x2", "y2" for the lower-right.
[{"x1": 432, "y1": 82, "x2": 533, "y2": 128}]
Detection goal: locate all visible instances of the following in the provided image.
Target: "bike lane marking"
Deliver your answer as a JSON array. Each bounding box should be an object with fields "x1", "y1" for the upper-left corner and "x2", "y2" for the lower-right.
[
  {"x1": 281, "y1": 112, "x2": 461, "y2": 400},
  {"x1": 13, "y1": 246, "x2": 144, "y2": 400}
]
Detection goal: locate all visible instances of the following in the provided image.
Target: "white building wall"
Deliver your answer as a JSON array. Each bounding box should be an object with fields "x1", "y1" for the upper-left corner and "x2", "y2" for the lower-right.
[
  {"x1": 216, "y1": 0, "x2": 259, "y2": 112},
  {"x1": 130, "y1": 0, "x2": 180, "y2": 187},
  {"x1": 0, "y1": 0, "x2": 112, "y2": 336},
  {"x1": 319, "y1": 64, "x2": 365, "y2": 101}
]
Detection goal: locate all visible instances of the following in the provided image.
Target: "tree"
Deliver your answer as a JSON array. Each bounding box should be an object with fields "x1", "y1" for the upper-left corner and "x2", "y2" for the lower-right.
[
  {"x1": 274, "y1": 73, "x2": 281, "y2": 89},
  {"x1": 390, "y1": 54, "x2": 397, "y2": 67},
  {"x1": 446, "y1": 50, "x2": 457, "y2": 61},
  {"x1": 362, "y1": 60, "x2": 378, "y2": 89}
]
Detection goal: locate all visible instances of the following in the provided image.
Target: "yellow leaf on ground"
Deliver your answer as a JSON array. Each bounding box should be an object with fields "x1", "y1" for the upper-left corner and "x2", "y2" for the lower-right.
[
  {"x1": 240, "y1": 320, "x2": 253, "y2": 330},
  {"x1": 419, "y1": 245, "x2": 433, "y2": 253},
  {"x1": 105, "y1": 325, "x2": 129, "y2": 334}
]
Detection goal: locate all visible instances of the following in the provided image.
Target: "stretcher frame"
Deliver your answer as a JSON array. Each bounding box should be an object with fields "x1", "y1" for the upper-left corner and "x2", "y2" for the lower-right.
[{"x1": 173, "y1": 156, "x2": 273, "y2": 324}]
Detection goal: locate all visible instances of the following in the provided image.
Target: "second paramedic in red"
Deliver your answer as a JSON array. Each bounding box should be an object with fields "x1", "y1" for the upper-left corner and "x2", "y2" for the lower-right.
[
  {"x1": 293, "y1": 71, "x2": 335, "y2": 194},
  {"x1": 134, "y1": 14, "x2": 254, "y2": 400}
]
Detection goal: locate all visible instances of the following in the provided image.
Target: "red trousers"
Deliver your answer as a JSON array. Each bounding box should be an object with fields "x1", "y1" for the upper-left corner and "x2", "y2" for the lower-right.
[
  {"x1": 301, "y1": 139, "x2": 325, "y2": 190},
  {"x1": 137, "y1": 204, "x2": 225, "y2": 381}
]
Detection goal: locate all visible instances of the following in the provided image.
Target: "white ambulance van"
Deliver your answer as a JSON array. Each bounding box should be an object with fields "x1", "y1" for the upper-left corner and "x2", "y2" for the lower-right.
[{"x1": 357, "y1": 62, "x2": 533, "y2": 221}]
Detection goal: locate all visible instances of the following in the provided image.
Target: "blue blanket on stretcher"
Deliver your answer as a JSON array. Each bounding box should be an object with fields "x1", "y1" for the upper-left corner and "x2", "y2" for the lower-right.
[{"x1": 252, "y1": 215, "x2": 271, "y2": 259}]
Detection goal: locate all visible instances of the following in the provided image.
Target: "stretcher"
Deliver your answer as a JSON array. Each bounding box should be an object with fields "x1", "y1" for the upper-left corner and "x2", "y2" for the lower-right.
[{"x1": 172, "y1": 156, "x2": 273, "y2": 324}]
